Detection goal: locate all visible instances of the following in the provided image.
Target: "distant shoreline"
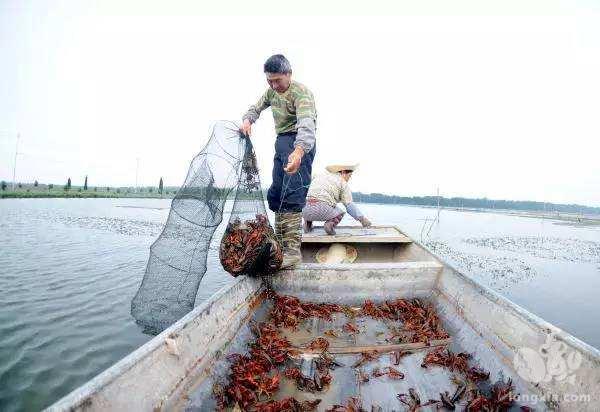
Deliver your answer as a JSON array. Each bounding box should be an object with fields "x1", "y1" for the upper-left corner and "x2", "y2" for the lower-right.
[
  {"x1": 432, "y1": 205, "x2": 600, "y2": 226},
  {"x1": 0, "y1": 191, "x2": 173, "y2": 199},
  {"x1": 353, "y1": 202, "x2": 600, "y2": 225},
  {"x1": 0, "y1": 185, "x2": 177, "y2": 199},
  {"x1": 353, "y1": 192, "x2": 600, "y2": 216},
  {"x1": 3, "y1": 191, "x2": 599, "y2": 226},
  {"x1": 2, "y1": 187, "x2": 599, "y2": 225}
]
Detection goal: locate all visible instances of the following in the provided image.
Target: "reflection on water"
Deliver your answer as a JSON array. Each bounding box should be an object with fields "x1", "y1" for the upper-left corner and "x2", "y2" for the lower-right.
[{"x1": 0, "y1": 199, "x2": 598, "y2": 410}]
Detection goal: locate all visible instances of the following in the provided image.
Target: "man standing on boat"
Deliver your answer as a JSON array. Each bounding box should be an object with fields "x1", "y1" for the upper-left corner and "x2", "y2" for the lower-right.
[{"x1": 240, "y1": 54, "x2": 317, "y2": 269}]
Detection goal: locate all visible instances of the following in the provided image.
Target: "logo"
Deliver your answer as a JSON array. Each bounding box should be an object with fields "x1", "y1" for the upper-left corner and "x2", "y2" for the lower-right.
[{"x1": 513, "y1": 333, "x2": 582, "y2": 385}]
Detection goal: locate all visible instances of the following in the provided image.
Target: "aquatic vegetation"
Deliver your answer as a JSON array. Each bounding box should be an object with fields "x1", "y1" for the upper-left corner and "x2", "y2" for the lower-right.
[
  {"x1": 464, "y1": 236, "x2": 600, "y2": 265},
  {"x1": 424, "y1": 240, "x2": 538, "y2": 291}
]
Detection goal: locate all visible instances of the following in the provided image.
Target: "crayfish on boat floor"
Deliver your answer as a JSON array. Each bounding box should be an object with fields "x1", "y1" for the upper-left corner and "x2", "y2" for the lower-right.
[
  {"x1": 212, "y1": 291, "x2": 525, "y2": 411},
  {"x1": 421, "y1": 347, "x2": 490, "y2": 383},
  {"x1": 397, "y1": 388, "x2": 423, "y2": 412}
]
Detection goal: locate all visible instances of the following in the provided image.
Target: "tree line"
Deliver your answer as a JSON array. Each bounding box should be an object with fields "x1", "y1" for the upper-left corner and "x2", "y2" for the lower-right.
[
  {"x1": 1, "y1": 178, "x2": 598, "y2": 215},
  {"x1": 1, "y1": 176, "x2": 168, "y2": 195},
  {"x1": 352, "y1": 192, "x2": 600, "y2": 215}
]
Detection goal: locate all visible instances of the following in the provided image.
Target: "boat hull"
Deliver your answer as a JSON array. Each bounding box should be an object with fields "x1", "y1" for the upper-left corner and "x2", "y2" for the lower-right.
[{"x1": 47, "y1": 227, "x2": 600, "y2": 411}]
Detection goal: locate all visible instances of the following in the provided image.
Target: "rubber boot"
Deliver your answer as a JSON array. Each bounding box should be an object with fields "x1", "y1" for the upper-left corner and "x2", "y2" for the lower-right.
[
  {"x1": 274, "y1": 212, "x2": 284, "y2": 246},
  {"x1": 275, "y1": 212, "x2": 302, "y2": 269}
]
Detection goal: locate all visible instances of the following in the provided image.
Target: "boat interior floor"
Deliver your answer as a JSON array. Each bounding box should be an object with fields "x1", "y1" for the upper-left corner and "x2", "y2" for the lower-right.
[
  {"x1": 182, "y1": 298, "x2": 533, "y2": 411},
  {"x1": 274, "y1": 314, "x2": 457, "y2": 411}
]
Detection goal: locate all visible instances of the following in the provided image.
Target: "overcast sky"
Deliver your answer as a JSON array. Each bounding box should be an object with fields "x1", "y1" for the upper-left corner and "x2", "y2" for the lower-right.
[{"x1": 1, "y1": 1, "x2": 598, "y2": 206}]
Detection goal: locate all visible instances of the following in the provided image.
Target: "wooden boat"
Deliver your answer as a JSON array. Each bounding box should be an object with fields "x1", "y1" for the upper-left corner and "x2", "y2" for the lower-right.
[{"x1": 48, "y1": 226, "x2": 600, "y2": 411}]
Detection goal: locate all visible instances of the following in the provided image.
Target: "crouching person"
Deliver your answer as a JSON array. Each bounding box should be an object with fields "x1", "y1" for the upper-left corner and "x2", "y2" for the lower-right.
[{"x1": 303, "y1": 164, "x2": 372, "y2": 235}]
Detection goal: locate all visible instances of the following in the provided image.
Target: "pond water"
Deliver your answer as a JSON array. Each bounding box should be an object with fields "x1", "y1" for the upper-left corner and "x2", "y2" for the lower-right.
[{"x1": 0, "y1": 198, "x2": 598, "y2": 411}]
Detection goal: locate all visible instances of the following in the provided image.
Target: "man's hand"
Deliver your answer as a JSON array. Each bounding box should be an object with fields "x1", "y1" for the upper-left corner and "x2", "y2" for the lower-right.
[
  {"x1": 359, "y1": 216, "x2": 372, "y2": 228},
  {"x1": 284, "y1": 146, "x2": 304, "y2": 174},
  {"x1": 240, "y1": 119, "x2": 252, "y2": 136}
]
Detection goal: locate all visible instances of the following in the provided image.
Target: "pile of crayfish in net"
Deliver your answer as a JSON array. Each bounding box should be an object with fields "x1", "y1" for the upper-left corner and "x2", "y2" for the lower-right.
[
  {"x1": 220, "y1": 214, "x2": 283, "y2": 277},
  {"x1": 212, "y1": 291, "x2": 523, "y2": 411}
]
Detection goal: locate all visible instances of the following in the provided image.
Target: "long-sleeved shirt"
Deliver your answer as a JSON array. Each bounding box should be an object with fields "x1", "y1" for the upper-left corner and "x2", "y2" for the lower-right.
[
  {"x1": 242, "y1": 80, "x2": 317, "y2": 152},
  {"x1": 307, "y1": 172, "x2": 364, "y2": 220},
  {"x1": 307, "y1": 172, "x2": 353, "y2": 206}
]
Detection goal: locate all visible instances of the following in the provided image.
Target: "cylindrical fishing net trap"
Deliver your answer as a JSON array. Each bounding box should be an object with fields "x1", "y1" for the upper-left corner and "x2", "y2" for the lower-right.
[{"x1": 131, "y1": 121, "x2": 281, "y2": 333}]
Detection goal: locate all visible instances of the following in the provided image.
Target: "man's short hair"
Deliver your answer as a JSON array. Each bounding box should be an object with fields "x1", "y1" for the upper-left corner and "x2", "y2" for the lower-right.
[{"x1": 264, "y1": 54, "x2": 292, "y2": 74}]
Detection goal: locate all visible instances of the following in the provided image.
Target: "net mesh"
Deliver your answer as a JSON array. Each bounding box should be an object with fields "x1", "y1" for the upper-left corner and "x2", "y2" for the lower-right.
[
  {"x1": 131, "y1": 120, "x2": 279, "y2": 333},
  {"x1": 219, "y1": 137, "x2": 282, "y2": 277}
]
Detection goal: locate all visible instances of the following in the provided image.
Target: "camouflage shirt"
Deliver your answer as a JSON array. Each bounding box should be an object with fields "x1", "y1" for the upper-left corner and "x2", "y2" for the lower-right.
[{"x1": 243, "y1": 80, "x2": 317, "y2": 152}]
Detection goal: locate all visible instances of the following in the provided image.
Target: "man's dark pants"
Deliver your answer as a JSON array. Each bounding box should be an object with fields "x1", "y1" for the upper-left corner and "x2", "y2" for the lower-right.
[{"x1": 267, "y1": 132, "x2": 316, "y2": 213}]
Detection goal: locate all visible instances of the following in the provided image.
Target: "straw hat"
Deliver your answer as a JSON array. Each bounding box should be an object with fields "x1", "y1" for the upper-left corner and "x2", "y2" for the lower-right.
[
  {"x1": 315, "y1": 243, "x2": 358, "y2": 264},
  {"x1": 325, "y1": 163, "x2": 359, "y2": 174}
]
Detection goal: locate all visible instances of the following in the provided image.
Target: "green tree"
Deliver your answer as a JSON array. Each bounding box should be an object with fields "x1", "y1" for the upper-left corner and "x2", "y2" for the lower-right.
[
  {"x1": 93, "y1": 187, "x2": 97, "y2": 192},
  {"x1": 1, "y1": 181, "x2": 6, "y2": 191},
  {"x1": 84, "y1": 175, "x2": 88, "y2": 190},
  {"x1": 106, "y1": 187, "x2": 110, "y2": 191},
  {"x1": 116, "y1": 188, "x2": 121, "y2": 193},
  {"x1": 18, "y1": 183, "x2": 22, "y2": 188},
  {"x1": 65, "y1": 177, "x2": 71, "y2": 191},
  {"x1": 149, "y1": 187, "x2": 154, "y2": 193},
  {"x1": 34, "y1": 180, "x2": 38, "y2": 187},
  {"x1": 48, "y1": 184, "x2": 54, "y2": 189},
  {"x1": 159, "y1": 177, "x2": 164, "y2": 194}
]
